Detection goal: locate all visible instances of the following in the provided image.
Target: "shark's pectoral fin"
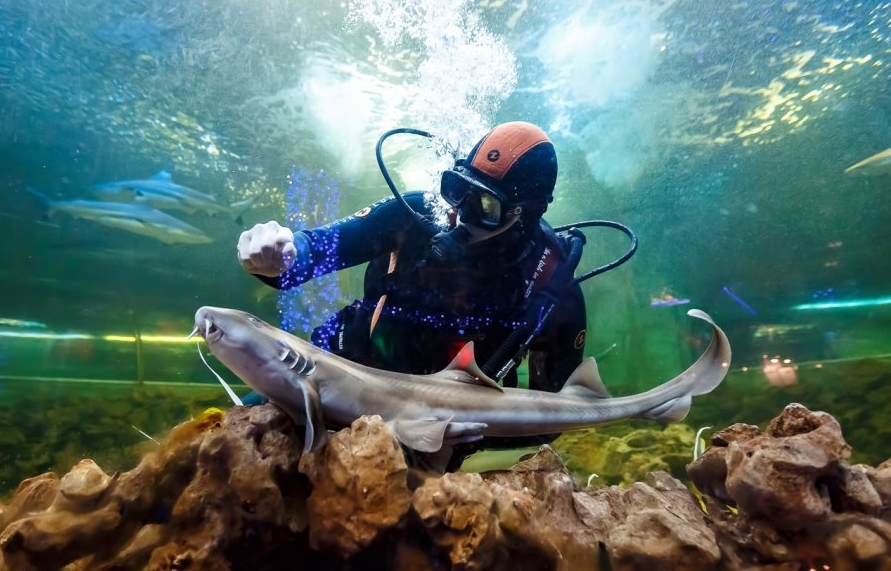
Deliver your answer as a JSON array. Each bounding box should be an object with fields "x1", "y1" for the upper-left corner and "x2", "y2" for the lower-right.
[
  {"x1": 642, "y1": 394, "x2": 692, "y2": 422},
  {"x1": 432, "y1": 342, "x2": 504, "y2": 392},
  {"x1": 298, "y1": 380, "x2": 328, "y2": 454},
  {"x1": 388, "y1": 418, "x2": 451, "y2": 453},
  {"x1": 443, "y1": 421, "x2": 488, "y2": 446},
  {"x1": 559, "y1": 357, "x2": 611, "y2": 398}
]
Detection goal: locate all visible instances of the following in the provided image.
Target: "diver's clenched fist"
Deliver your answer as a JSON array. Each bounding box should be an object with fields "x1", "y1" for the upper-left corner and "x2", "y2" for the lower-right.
[{"x1": 237, "y1": 221, "x2": 296, "y2": 277}]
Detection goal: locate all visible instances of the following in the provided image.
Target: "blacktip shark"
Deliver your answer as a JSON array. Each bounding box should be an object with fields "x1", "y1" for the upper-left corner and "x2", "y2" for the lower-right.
[
  {"x1": 27, "y1": 187, "x2": 212, "y2": 245},
  {"x1": 844, "y1": 148, "x2": 891, "y2": 176},
  {"x1": 93, "y1": 170, "x2": 255, "y2": 220},
  {"x1": 193, "y1": 306, "x2": 732, "y2": 457}
]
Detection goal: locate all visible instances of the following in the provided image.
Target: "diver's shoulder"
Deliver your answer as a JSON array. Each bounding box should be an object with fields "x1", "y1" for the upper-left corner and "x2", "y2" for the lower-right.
[{"x1": 367, "y1": 190, "x2": 432, "y2": 213}]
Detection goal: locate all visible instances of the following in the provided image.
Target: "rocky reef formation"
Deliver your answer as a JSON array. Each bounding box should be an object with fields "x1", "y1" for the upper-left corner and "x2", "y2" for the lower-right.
[{"x1": 1, "y1": 403, "x2": 890, "y2": 570}]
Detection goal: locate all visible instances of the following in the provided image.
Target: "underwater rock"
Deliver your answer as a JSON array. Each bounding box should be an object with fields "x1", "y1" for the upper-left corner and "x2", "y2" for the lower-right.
[
  {"x1": 688, "y1": 403, "x2": 891, "y2": 570},
  {"x1": 0, "y1": 474, "x2": 59, "y2": 533},
  {"x1": 55, "y1": 459, "x2": 115, "y2": 511},
  {"x1": 413, "y1": 471, "x2": 502, "y2": 569},
  {"x1": 0, "y1": 406, "x2": 308, "y2": 571},
  {"x1": 298, "y1": 414, "x2": 411, "y2": 556},
  {"x1": 604, "y1": 473, "x2": 721, "y2": 571},
  {"x1": 689, "y1": 403, "x2": 852, "y2": 531},
  {"x1": 1, "y1": 404, "x2": 890, "y2": 570}
]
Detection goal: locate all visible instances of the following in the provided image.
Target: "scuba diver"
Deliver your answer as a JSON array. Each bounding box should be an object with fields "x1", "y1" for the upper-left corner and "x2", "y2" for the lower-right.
[
  {"x1": 239, "y1": 121, "x2": 588, "y2": 393},
  {"x1": 238, "y1": 121, "x2": 636, "y2": 467}
]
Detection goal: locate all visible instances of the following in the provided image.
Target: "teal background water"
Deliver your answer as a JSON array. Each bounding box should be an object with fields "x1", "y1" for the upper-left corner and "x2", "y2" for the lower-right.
[{"x1": 1, "y1": 0, "x2": 889, "y2": 493}]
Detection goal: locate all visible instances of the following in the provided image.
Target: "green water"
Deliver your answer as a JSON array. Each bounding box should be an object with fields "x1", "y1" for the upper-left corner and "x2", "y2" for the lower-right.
[
  {"x1": 0, "y1": 379, "x2": 229, "y2": 495},
  {"x1": 1, "y1": 0, "x2": 890, "y2": 493}
]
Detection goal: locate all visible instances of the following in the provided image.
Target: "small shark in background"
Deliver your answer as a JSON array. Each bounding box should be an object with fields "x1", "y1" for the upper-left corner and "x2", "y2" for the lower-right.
[
  {"x1": 844, "y1": 148, "x2": 891, "y2": 176},
  {"x1": 27, "y1": 187, "x2": 213, "y2": 245},
  {"x1": 193, "y1": 306, "x2": 732, "y2": 457},
  {"x1": 92, "y1": 170, "x2": 255, "y2": 221}
]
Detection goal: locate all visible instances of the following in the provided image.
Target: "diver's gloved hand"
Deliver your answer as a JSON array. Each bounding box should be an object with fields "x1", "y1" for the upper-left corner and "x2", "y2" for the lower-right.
[{"x1": 237, "y1": 221, "x2": 310, "y2": 278}]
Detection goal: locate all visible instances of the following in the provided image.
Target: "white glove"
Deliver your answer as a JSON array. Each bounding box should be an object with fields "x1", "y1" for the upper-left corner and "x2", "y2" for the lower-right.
[{"x1": 237, "y1": 221, "x2": 297, "y2": 277}]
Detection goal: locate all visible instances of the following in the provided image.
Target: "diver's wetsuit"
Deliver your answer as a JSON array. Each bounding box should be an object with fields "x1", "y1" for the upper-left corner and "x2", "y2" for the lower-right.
[{"x1": 258, "y1": 192, "x2": 586, "y2": 461}]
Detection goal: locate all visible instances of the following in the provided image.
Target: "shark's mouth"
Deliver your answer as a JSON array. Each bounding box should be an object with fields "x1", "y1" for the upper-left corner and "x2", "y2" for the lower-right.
[
  {"x1": 190, "y1": 310, "x2": 223, "y2": 344},
  {"x1": 201, "y1": 318, "x2": 223, "y2": 343},
  {"x1": 188, "y1": 309, "x2": 242, "y2": 406}
]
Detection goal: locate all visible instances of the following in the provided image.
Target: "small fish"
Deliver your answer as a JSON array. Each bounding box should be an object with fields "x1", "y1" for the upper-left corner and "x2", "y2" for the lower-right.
[
  {"x1": 27, "y1": 187, "x2": 213, "y2": 245},
  {"x1": 693, "y1": 426, "x2": 712, "y2": 460},
  {"x1": 93, "y1": 170, "x2": 255, "y2": 221},
  {"x1": 194, "y1": 306, "x2": 732, "y2": 457},
  {"x1": 844, "y1": 148, "x2": 891, "y2": 176}
]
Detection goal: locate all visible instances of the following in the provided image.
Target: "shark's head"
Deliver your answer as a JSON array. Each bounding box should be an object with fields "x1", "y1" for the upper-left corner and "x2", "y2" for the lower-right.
[{"x1": 194, "y1": 306, "x2": 314, "y2": 399}]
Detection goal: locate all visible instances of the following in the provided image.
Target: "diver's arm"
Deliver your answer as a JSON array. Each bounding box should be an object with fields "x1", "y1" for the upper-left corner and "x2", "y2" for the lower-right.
[{"x1": 247, "y1": 192, "x2": 430, "y2": 290}]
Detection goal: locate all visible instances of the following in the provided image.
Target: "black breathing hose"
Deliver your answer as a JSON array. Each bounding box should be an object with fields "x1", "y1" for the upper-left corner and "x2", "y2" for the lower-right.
[
  {"x1": 375, "y1": 127, "x2": 436, "y2": 235},
  {"x1": 554, "y1": 220, "x2": 638, "y2": 286}
]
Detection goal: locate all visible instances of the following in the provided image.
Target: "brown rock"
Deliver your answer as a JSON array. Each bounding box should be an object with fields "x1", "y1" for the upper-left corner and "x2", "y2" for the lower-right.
[
  {"x1": 93, "y1": 524, "x2": 169, "y2": 571},
  {"x1": 0, "y1": 473, "x2": 59, "y2": 532},
  {"x1": 607, "y1": 476, "x2": 721, "y2": 571},
  {"x1": 711, "y1": 423, "x2": 761, "y2": 446},
  {"x1": 866, "y1": 463, "x2": 891, "y2": 509},
  {"x1": 0, "y1": 504, "x2": 121, "y2": 571},
  {"x1": 706, "y1": 405, "x2": 851, "y2": 531},
  {"x1": 487, "y1": 447, "x2": 603, "y2": 570},
  {"x1": 0, "y1": 406, "x2": 307, "y2": 571},
  {"x1": 573, "y1": 485, "x2": 627, "y2": 540},
  {"x1": 54, "y1": 460, "x2": 115, "y2": 513},
  {"x1": 834, "y1": 464, "x2": 883, "y2": 515},
  {"x1": 299, "y1": 415, "x2": 411, "y2": 556},
  {"x1": 827, "y1": 522, "x2": 890, "y2": 571},
  {"x1": 150, "y1": 404, "x2": 306, "y2": 568},
  {"x1": 413, "y1": 472, "x2": 500, "y2": 570}
]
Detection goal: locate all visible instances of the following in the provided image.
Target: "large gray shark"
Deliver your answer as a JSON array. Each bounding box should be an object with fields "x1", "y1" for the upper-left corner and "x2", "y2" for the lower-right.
[
  {"x1": 93, "y1": 170, "x2": 254, "y2": 219},
  {"x1": 193, "y1": 306, "x2": 732, "y2": 455},
  {"x1": 27, "y1": 188, "x2": 212, "y2": 245}
]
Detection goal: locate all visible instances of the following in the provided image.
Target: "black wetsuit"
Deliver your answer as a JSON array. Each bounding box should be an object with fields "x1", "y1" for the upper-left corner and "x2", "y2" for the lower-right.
[{"x1": 259, "y1": 191, "x2": 587, "y2": 393}]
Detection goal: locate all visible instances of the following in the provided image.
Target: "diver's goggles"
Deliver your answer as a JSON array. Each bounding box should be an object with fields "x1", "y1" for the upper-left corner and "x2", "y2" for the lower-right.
[{"x1": 440, "y1": 166, "x2": 514, "y2": 229}]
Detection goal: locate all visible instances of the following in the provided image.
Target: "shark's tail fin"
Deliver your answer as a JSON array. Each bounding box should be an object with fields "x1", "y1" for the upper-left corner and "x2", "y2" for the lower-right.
[
  {"x1": 635, "y1": 310, "x2": 731, "y2": 424},
  {"x1": 24, "y1": 186, "x2": 55, "y2": 219},
  {"x1": 684, "y1": 309, "x2": 732, "y2": 397},
  {"x1": 228, "y1": 195, "x2": 257, "y2": 225}
]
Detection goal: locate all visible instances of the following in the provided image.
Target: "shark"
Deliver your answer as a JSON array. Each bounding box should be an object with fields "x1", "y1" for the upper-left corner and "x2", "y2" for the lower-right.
[
  {"x1": 844, "y1": 148, "x2": 891, "y2": 176},
  {"x1": 27, "y1": 187, "x2": 213, "y2": 245},
  {"x1": 92, "y1": 170, "x2": 255, "y2": 220},
  {"x1": 193, "y1": 306, "x2": 732, "y2": 456}
]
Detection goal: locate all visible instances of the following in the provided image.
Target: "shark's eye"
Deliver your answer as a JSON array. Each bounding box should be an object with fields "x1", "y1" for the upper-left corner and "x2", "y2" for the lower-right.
[{"x1": 246, "y1": 314, "x2": 262, "y2": 326}]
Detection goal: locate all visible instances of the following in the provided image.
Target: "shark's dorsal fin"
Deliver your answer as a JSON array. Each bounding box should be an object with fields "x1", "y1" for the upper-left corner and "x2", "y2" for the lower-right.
[
  {"x1": 388, "y1": 417, "x2": 451, "y2": 452},
  {"x1": 559, "y1": 358, "x2": 611, "y2": 398},
  {"x1": 435, "y1": 342, "x2": 503, "y2": 392},
  {"x1": 152, "y1": 170, "x2": 173, "y2": 181}
]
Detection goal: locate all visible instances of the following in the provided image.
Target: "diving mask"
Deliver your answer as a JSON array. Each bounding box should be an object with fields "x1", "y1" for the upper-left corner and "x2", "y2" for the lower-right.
[{"x1": 440, "y1": 166, "x2": 519, "y2": 229}]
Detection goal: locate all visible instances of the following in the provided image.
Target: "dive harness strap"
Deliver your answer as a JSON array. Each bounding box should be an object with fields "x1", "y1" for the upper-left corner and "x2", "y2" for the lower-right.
[{"x1": 481, "y1": 228, "x2": 587, "y2": 382}]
